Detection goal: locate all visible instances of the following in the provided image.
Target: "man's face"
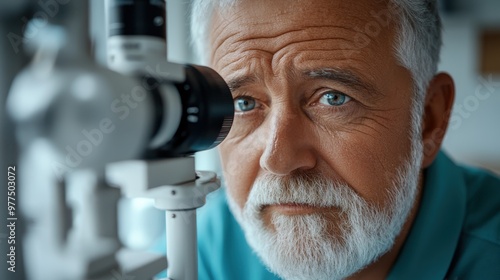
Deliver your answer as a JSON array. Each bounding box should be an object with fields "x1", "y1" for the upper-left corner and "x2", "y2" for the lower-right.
[{"x1": 209, "y1": 0, "x2": 422, "y2": 278}]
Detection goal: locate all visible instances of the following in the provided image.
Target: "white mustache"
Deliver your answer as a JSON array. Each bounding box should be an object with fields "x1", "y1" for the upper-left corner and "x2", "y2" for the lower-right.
[{"x1": 245, "y1": 172, "x2": 368, "y2": 212}]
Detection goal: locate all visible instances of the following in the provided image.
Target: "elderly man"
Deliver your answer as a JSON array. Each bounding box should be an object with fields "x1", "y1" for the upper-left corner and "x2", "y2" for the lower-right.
[{"x1": 190, "y1": 0, "x2": 500, "y2": 279}]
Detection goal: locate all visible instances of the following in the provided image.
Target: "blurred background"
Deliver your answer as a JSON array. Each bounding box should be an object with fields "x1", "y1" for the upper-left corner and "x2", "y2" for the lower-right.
[
  {"x1": 91, "y1": 0, "x2": 500, "y2": 175},
  {"x1": 438, "y1": 0, "x2": 500, "y2": 175}
]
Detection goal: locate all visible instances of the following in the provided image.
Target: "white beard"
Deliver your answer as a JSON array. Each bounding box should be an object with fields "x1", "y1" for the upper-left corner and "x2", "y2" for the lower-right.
[{"x1": 226, "y1": 139, "x2": 423, "y2": 280}]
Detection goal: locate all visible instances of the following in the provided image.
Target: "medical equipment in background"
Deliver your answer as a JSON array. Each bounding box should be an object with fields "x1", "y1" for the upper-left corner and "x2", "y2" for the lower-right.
[
  {"x1": 0, "y1": 2, "x2": 32, "y2": 280},
  {"x1": 4, "y1": 0, "x2": 234, "y2": 279}
]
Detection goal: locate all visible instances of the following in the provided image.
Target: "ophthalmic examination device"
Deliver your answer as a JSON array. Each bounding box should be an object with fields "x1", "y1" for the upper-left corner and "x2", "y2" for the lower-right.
[{"x1": 1, "y1": 1, "x2": 234, "y2": 279}]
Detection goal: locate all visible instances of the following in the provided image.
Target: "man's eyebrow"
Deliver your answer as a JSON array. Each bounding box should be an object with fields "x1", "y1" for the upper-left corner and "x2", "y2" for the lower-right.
[
  {"x1": 302, "y1": 68, "x2": 382, "y2": 97},
  {"x1": 226, "y1": 75, "x2": 258, "y2": 92}
]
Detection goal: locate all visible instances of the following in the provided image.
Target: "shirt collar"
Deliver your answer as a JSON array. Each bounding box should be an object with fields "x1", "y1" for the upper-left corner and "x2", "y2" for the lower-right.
[{"x1": 387, "y1": 151, "x2": 467, "y2": 279}]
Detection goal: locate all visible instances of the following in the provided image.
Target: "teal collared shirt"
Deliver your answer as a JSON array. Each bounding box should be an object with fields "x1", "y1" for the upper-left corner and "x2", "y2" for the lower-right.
[{"x1": 195, "y1": 152, "x2": 500, "y2": 279}]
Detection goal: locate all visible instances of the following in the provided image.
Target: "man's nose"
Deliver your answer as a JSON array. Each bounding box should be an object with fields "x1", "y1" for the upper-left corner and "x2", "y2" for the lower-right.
[{"x1": 259, "y1": 108, "x2": 317, "y2": 175}]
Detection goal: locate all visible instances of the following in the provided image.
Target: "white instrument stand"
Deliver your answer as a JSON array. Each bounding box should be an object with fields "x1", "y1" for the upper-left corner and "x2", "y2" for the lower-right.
[{"x1": 107, "y1": 156, "x2": 220, "y2": 280}]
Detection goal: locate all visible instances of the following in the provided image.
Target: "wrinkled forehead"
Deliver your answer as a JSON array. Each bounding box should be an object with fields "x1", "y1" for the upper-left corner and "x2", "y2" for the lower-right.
[
  {"x1": 212, "y1": 0, "x2": 388, "y2": 28},
  {"x1": 207, "y1": 0, "x2": 401, "y2": 72}
]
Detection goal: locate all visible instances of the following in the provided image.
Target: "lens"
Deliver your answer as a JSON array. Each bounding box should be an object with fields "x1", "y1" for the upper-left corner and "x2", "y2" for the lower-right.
[{"x1": 144, "y1": 65, "x2": 234, "y2": 158}]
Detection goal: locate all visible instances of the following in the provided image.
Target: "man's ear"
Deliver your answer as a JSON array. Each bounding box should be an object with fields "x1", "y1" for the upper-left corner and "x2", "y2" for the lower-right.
[{"x1": 421, "y1": 72, "x2": 455, "y2": 168}]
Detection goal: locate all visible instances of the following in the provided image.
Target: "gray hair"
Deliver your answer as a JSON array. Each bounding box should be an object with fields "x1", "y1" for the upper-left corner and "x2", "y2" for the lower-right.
[{"x1": 190, "y1": 0, "x2": 442, "y2": 149}]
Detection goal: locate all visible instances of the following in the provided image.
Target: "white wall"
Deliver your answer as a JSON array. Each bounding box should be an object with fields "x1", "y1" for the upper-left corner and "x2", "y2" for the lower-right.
[{"x1": 439, "y1": 1, "x2": 500, "y2": 174}]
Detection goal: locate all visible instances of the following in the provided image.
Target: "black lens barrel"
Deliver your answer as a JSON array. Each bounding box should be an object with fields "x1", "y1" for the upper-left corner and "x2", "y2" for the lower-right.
[{"x1": 146, "y1": 65, "x2": 234, "y2": 158}]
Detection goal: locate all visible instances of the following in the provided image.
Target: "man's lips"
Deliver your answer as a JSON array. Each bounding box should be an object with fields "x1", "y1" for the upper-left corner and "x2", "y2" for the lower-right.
[{"x1": 264, "y1": 203, "x2": 335, "y2": 215}]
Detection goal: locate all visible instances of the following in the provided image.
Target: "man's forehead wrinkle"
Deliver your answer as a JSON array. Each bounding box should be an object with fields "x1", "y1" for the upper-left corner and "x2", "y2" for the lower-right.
[
  {"x1": 223, "y1": 25, "x2": 362, "y2": 55},
  {"x1": 228, "y1": 24, "x2": 358, "y2": 44},
  {"x1": 218, "y1": 54, "x2": 252, "y2": 75},
  {"x1": 270, "y1": 36, "x2": 359, "y2": 74},
  {"x1": 221, "y1": 55, "x2": 269, "y2": 90},
  {"x1": 210, "y1": 8, "x2": 255, "y2": 64},
  {"x1": 217, "y1": 48, "x2": 273, "y2": 70},
  {"x1": 210, "y1": 7, "x2": 249, "y2": 45},
  {"x1": 214, "y1": 26, "x2": 365, "y2": 75}
]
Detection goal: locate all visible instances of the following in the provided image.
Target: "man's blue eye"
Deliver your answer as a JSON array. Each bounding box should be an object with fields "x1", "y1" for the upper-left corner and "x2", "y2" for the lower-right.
[
  {"x1": 234, "y1": 96, "x2": 256, "y2": 112},
  {"x1": 319, "y1": 91, "x2": 351, "y2": 106}
]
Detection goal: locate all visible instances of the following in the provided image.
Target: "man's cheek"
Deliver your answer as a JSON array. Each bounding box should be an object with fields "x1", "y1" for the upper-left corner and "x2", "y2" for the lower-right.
[
  {"x1": 225, "y1": 176, "x2": 250, "y2": 209},
  {"x1": 220, "y1": 146, "x2": 258, "y2": 208},
  {"x1": 227, "y1": 115, "x2": 264, "y2": 140}
]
